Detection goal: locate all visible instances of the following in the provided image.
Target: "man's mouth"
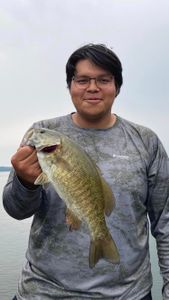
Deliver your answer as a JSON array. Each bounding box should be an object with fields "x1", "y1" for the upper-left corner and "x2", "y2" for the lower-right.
[{"x1": 84, "y1": 98, "x2": 102, "y2": 103}]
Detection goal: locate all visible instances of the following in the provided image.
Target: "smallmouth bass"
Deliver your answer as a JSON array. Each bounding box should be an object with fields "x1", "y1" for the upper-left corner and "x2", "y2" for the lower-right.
[{"x1": 25, "y1": 128, "x2": 120, "y2": 268}]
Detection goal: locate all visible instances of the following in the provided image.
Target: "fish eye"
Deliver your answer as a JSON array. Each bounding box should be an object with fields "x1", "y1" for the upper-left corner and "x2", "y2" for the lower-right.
[
  {"x1": 40, "y1": 129, "x2": 45, "y2": 134},
  {"x1": 41, "y1": 145, "x2": 58, "y2": 153}
]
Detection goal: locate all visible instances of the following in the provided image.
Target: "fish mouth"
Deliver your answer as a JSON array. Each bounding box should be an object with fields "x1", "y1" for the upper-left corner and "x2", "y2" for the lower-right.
[{"x1": 37, "y1": 144, "x2": 58, "y2": 153}]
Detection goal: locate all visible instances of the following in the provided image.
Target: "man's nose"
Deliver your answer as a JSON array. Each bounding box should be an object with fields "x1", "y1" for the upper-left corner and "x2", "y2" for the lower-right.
[{"x1": 86, "y1": 78, "x2": 100, "y2": 91}]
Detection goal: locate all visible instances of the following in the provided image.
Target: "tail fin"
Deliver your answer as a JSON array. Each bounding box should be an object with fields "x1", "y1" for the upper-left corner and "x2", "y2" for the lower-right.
[{"x1": 89, "y1": 237, "x2": 120, "y2": 268}]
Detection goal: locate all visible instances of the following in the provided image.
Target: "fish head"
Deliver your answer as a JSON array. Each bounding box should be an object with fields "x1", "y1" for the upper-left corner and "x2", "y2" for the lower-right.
[{"x1": 25, "y1": 128, "x2": 63, "y2": 157}]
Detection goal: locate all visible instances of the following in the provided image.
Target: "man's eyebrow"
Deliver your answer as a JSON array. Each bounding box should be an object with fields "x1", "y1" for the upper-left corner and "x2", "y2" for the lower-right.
[{"x1": 75, "y1": 72, "x2": 111, "y2": 77}]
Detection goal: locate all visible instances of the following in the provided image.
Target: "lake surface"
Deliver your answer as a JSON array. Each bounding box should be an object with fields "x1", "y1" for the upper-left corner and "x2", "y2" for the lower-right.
[{"x1": 0, "y1": 172, "x2": 163, "y2": 299}]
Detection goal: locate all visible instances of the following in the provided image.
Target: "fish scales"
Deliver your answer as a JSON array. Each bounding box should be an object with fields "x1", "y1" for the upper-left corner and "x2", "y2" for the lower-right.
[
  {"x1": 50, "y1": 146, "x2": 103, "y2": 217},
  {"x1": 26, "y1": 128, "x2": 120, "y2": 268},
  {"x1": 51, "y1": 156, "x2": 92, "y2": 210}
]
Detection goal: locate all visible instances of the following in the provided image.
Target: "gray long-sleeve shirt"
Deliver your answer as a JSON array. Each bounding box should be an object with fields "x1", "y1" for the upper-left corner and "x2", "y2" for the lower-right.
[{"x1": 3, "y1": 114, "x2": 169, "y2": 299}]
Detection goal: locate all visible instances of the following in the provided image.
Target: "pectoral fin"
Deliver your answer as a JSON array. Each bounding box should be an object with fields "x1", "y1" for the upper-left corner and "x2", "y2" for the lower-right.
[{"x1": 34, "y1": 172, "x2": 49, "y2": 185}]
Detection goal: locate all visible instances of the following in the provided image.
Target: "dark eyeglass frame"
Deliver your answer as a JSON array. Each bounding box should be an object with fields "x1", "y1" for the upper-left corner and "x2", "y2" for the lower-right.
[{"x1": 72, "y1": 75, "x2": 114, "y2": 89}]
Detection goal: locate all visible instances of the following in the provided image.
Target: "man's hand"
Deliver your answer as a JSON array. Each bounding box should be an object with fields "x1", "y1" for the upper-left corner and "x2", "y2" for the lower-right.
[{"x1": 11, "y1": 146, "x2": 42, "y2": 188}]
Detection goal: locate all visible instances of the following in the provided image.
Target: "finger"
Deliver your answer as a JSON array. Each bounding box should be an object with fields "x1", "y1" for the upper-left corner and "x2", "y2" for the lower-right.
[
  {"x1": 30, "y1": 160, "x2": 42, "y2": 172},
  {"x1": 23, "y1": 149, "x2": 39, "y2": 166},
  {"x1": 16, "y1": 146, "x2": 35, "y2": 160},
  {"x1": 11, "y1": 147, "x2": 38, "y2": 171}
]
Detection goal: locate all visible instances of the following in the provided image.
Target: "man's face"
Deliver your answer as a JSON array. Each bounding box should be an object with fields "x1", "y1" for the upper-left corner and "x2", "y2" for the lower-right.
[{"x1": 69, "y1": 59, "x2": 117, "y2": 124}]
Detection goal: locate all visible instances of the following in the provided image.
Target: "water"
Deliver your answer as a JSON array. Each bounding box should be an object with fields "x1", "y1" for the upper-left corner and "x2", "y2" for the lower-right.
[
  {"x1": 0, "y1": 172, "x2": 32, "y2": 299},
  {"x1": 0, "y1": 172, "x2": 163, "y2": 300}
]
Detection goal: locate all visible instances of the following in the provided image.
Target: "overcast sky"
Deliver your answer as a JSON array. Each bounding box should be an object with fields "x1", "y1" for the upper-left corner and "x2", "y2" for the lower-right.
[{"x1": 0, "y1": 0, "x2": 169, "y2": 165}]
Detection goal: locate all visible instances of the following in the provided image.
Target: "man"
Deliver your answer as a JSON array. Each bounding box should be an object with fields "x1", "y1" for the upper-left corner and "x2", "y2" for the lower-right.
[{"x1": 3, "y1": 44, "x2": 169, "y2": 299}]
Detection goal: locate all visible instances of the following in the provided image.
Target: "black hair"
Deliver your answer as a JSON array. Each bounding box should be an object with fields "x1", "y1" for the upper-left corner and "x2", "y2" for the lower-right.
[{"x1": 66, "y1": 43, "x2": 123, "y2": 94}]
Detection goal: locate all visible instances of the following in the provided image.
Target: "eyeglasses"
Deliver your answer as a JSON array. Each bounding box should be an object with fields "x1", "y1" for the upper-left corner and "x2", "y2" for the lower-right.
[{"x1": 72, "y1": 75, "x2": 114, "y2": 89}]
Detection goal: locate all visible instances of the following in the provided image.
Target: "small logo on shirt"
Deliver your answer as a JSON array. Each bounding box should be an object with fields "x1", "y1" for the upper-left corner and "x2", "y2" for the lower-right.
[{"x1": 112, "y1": 154, "x2": 129, "y2": 160}]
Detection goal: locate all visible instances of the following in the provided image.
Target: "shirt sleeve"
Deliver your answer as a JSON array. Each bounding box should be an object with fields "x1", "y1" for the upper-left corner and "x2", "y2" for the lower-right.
[
  {"x1": 147, "y1": 136, "x2": 169, "y2": 299},
  {"x1": 3, "y1": 168, "x2": 44, "y2": 220},
  {"x1": 3, "y1": 122, "x2": 47, "y2": 220}
]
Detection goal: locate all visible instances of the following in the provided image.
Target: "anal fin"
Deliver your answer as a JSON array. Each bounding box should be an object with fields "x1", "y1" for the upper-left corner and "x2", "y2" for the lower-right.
[{"x1": 66, "y1": 208, "x2": 81, "y2": 231}]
